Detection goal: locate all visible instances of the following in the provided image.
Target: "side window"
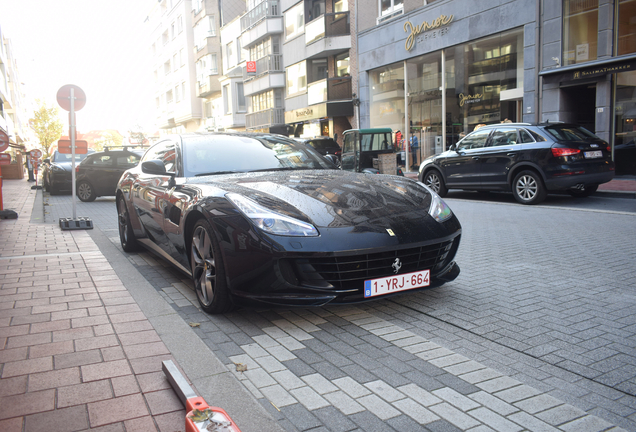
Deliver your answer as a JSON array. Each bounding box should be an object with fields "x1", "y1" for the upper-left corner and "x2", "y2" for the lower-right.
[
  {"x1": 519, "y1": 129, "x2": 535, "y2": 143},
  {"x1": 457, "y1": 129, "x2": 490, "y2": 150},
  {"x1": 361, "y1": 134, "x2": 372, "y2": 151},
  {"x1": 343, "y1": 134, "x2": 355, "y2": 153},
  {"x1": 528, "y1": 130, "x2": 547, "y2": 142},
  {"x1": 489, "y1": 128, "x2": 518, "y2": 147},
  {"x1": 141, "y1": 141, "x2": 177, "y2": 174},
  {"x1": 117, "y1": 154, "x2": 141, "y2": 168},
  {"x1": 95, "y1": 155, "x2": 113, "y2": 166}
]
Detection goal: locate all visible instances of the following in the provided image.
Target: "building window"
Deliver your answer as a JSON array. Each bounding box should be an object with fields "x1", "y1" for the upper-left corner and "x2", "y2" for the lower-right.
[
  {"x1": 164, "y1": 60, "x2": 171, "y2": 75},
  {"x1": 286, "y1": 60, "x2": 307, "y2": 96},
  {"x1": 618, "y1": 0, "x2": 636, "y2": 55},
  {"x1": 177, "y1": 15, "x2": 183, "y2": 33},
  {"x1": 182, "y1": 82, "x2": 186, "y2": 100},
  {"x1": 173, "y1": 54, "x2": 178, "y2": 72},
  {"x1": 379, "y1": 0, "x2": 403, "y2": 19},
  {"x1": 180, "y1": 49, "x2": 185, "y2": 67},
  {"x1": 227, "y1": 42, "x2": 235, "y2": 68},
  {"x1": 196, "y1": 54, "x2": 218, "y2": 85},
  {"x1": 335, "y1": 52, "x2": 350, "y2": 76},
  {"x1": 285, "y1": 2, "x2": 305, "y2": 40},
  {"x1": 175, "y1": 85, "x2": 180, "y2": 102},
  {"x1": 563, "y1": 0, "x2": 598, "y2": 65},
  {"x1": 192, "y1": 0, "x2": 202, "y2": 14},
  {"x1": 166, "y1": 90, "x2": 174, "y2": 104},
  {"x1": 162, "y1": 31, "x2": 169, "y2": 45},
  {"x1": 209, "y1": 16, "x2": 216, "y2": 36},
  {"x1": 171, "y1": 22, "x2": 176, "y2": 40},
  {"x1": 156, "y1": 97, "x2": 161, "y2": 109},
  {"x1": 205, "y1": 100, "x2": 213, "y2": 118},
  {"x1": 334, "y1": 0, "x2": 348, "y2": 12},
  {"x1": 237, "y1": 83, "x2": 246, "y2": 111},
  {"x1": 251, "y1": 90, "x2": 275, "y2": 112},
  {"x1": 223, "y1": 85, "x2": 230, "y2": 114}
]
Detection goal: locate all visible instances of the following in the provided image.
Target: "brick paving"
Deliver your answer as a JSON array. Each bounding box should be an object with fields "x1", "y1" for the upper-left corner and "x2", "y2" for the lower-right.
[
  {"x1": 0, "y1": 180, "x2": 188, "y2": 431},
  {"x1": 5, "y1": 177, "x2": 636, "y2": 431}
]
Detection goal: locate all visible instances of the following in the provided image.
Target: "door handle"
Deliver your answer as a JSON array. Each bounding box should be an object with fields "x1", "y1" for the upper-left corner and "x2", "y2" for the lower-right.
[
  {"x1": 507, "y1": 153, "x2": 516, "y2": 157},
  {"x1": 472, "y1": 156, "x2": 480, "y2": 160}
]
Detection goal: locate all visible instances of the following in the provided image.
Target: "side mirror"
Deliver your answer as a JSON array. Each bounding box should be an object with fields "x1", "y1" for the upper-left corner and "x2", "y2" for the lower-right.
[
  {"x1": 43, "y1": 158, "x2": 50, "y2": 164},
  {"x1": 324, "y1": 154, "x2": 340, "y2": 168},
  {"x1": 141, "y1": 159, "x2": 168, "y2": 175}
]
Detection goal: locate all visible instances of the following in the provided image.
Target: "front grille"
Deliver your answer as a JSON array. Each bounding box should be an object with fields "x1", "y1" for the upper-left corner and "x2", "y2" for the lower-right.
[{"x1": 295, "y1": 239, "x2": 455, "y2": 290}]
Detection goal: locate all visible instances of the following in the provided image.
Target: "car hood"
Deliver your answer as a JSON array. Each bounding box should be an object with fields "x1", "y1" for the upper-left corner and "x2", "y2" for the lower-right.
[{"x1": 189, "y1": 170, "x2": 445, "y2": 233}]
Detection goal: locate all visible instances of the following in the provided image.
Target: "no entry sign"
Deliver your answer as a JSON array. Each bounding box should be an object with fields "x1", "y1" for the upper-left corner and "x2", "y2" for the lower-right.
[{"x1": 56, "y1": 85, "x2": 86, "y2": 111}]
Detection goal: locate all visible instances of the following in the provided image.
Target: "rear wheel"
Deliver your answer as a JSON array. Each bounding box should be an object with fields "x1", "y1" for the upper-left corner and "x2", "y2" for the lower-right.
[
  {"x1": 423, "y1": 170, "x2": 448, "y2": 197},
  {"x1": 190, "y1": 219, "x2": 232, "y2": 314},
  {"x1": 117, "y1": 196, "x2": 140, "y2": 252},
  {"x1": 512, "y1": 170, "x2": 546, "y2": 204},
  {"x1": 568, "y1": 184, "x2": 598, "y2": 198},
  {"x1": 77, "y1": 181, "x2": 96, "y2": 202}
]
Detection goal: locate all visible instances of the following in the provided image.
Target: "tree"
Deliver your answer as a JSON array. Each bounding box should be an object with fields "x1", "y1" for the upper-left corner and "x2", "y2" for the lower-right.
[
  {"x1": 94, "y1": 130, "x2": 123, "y2": 151},
  {"x1": 29, "y1": 100, "x2": 64, "y2": 159}
]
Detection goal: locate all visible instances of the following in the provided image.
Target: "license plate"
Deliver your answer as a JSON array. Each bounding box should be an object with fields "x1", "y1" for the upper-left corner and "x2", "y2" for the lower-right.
[
  {"x1": 584, "y1": 151, "x2": 602, "y2": 159},
  {"x1": 364, "y1": 269, "x2": 430, "y2": 298}
]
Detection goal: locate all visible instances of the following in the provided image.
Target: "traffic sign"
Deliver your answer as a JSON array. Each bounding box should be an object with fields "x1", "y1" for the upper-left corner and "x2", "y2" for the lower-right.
[
  {"x1": 29, "y1": 149, "x2": 43, "y2": 159},
  {"x1": 0, "y1": 130, "x2": 8, "y2": 152},
  {"x1": 246, "y1": 61, "x2": 256, "y2": 74},
  {"x1": 56, "y1": 85, "x2": 86, "y2": 111},
  {"x1": 0, "y1": 153, "x2": 11, "y2": 165},
  {"x1": 58, "y1": 140, "x2": 88, "y2": 154}
]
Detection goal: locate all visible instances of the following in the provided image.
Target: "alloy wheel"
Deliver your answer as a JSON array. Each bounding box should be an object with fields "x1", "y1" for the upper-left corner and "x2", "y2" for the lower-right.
[
  {"x1": 425, "y1": 173, "x2": 441, "y2": 193},
  {"x1": 191, "y1": 226, "x2": 216, "y2": 307},
  {"x1": 515, "y1": 174, "x2": 538, "y2": 201},
  {"x1": 77, "y1": 182, "x2": 93, "y2": 201}
]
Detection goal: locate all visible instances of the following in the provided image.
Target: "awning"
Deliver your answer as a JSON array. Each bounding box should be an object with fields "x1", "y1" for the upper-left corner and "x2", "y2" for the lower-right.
[{"x1": 538, "y1": 54, "x2": 636, "y2": 83}]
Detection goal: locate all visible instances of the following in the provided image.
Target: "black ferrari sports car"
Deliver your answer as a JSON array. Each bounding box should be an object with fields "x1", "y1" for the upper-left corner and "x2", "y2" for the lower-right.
[{"x1": 116, "y1": 132, "x2": 461, "y2": 314}]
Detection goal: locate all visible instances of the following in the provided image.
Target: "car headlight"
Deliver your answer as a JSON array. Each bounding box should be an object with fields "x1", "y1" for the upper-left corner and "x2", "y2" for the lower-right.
[
  {"x1": 422, "y1": 186, "x2": 452, "y2": 223},
  {"x1": 226, "y1": 193, "x2": 319, "y2": 237},
  {"x1": 51, "y1": 165, "x2": 65, "y2": 172}
]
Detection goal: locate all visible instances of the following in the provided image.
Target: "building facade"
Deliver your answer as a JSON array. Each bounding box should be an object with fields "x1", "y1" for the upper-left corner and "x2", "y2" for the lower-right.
[{"x1": 356, "y1": 0, "x2": 635, "y2": 174}]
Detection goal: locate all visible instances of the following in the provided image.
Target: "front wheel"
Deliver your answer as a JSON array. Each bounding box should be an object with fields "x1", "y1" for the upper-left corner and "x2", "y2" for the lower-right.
[
  {"x1": 77, "y1": 181, "x2": 96, "y2": 202},
  {"x1": 423, "y1": 170, "x2": 448, "y2": 197},
  {"x1": 190, "y1": 219, "x2": 233, "y2": 314},
  {"x1": 512, "y1": 170, "x2": 546, "y2": 204},
  {"x1": 568, "y1": 184, "x2": 598, "y2": 198},
  {"x1": 117, "y1": 196, "x2": 140, "y2": 252}
]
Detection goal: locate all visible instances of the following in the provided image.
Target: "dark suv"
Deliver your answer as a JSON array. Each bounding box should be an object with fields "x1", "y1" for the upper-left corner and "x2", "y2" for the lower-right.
[
  {"x1": 295, "y1": 137, "x2": 342, "y2": 160},
  {"x1": 418, "y1": 123, "x2": 615, "y2": 204},
  {"x1": 76, "y1": 148, "x2": 143, "y2": 202}
]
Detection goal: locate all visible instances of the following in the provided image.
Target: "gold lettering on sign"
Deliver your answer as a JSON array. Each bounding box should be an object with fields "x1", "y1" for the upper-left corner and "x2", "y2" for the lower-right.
[
  {"x1": 404, "y1": 14, "x2": 454, "y2": 51},
  {"x1": 459, "y1": 93, "x2": 482, "y2": 106}
]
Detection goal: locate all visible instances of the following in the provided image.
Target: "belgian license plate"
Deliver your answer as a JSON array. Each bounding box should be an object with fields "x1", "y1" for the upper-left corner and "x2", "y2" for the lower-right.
[
  {"x1": 584, "y1": 150, "x2": 602, "y2": 159},
  {"x1": 364, "y1": 270, "x2": 430, "y2": 298}
]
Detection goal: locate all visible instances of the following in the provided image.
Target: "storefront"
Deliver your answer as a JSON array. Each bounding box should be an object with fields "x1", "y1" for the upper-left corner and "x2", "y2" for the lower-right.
[
  {"x1": 358, "y1": 0, "x2": 535, "y2": 171},
  {"x1": 284, "y1": 102, "x2": 353, "y2": 140}
]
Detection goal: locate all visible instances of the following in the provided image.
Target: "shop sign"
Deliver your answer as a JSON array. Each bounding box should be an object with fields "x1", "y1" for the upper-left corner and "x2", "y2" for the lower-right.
[
  {"x1": 572, "y1": 62, "x2": 635, "y2": 81},
  {"x1": 404, "y1": 14, "x2": 453, "y2": 51},
  {"x1": 284, "y1": 104, "x2": 327, "y2": 123},
  {"x1": 459, "y1": 93, "x2": 483, "y2": 107}
]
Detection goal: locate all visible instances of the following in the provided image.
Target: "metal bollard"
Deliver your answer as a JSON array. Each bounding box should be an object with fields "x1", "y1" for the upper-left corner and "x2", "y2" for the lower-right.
[{"x1": 162, "y1": 360, "x2": 242, "y2": 432}]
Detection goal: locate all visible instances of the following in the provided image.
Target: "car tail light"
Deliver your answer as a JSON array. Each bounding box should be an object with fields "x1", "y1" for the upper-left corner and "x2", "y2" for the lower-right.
[
  {"x1": 551, "y1": 147, "x2": 580, "y2": 157},
  {"x1": 75, "y1": 166, "x2": 79, "y2": 173}
]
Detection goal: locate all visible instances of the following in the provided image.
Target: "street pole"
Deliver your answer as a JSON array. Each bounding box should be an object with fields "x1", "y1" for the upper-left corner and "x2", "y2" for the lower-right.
[{"x1": 70, "y1": 87, "x2": 77, "y2": 220}]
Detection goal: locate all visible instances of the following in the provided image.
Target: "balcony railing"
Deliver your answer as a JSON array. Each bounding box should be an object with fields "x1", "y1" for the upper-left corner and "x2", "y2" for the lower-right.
[
  {"x1": 305, "y1": 12, "x2": 350, "y2": 45},
  {"x1": 241, "y1": 0, "x2": 280, "y2": 31},
  {"x1": 246, "y1": 108, "x2": 284, "y2": 129},
  {"x1": 243, "y1": 54, "x2": 283, "y2": 80},
  {"x1": 327, "y1": 76, "x2": 352, "y2": 100}
]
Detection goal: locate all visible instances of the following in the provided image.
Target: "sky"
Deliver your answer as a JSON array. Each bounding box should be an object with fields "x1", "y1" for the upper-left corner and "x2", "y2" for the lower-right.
[{"x1": 0, "y1": 0, "x2": 156, "y2": 135}]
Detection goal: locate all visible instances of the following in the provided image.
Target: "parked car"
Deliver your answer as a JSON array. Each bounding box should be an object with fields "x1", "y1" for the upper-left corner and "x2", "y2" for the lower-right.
[
  {"x1": 116, "y1": 132, "x2": 461, "y2": 314},
  {"x1": 418, "y1": 123, "x2": 615, "y2": 204},
  {"x1": 42, "y1": 150, "x2": 94, "y2": 194},
  {"x1": 294, "y1": 137, "x2": 342, "y2": 160},
  {"x1": 76, "y1": 148, "x2": 144, "y2": 202}
]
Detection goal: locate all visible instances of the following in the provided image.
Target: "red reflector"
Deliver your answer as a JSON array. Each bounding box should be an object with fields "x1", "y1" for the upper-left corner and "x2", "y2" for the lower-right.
[{"x1": 552, "y1": 147, "x2": 580, "y2": 157}]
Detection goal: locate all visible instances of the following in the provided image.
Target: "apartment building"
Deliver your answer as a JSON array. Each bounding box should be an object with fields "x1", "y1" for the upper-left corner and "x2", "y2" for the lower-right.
[
  {"x1": 0, "y1": 24, "x2": 31, "y2": 179},
  {"x1": 355, "y1": 0, "x2": 635, "y2": 174}
]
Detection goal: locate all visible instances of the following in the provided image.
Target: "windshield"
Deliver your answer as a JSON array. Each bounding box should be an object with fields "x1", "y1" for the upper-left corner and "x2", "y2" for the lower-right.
[
  {"x1": 308, "y1": 139, "x2": 337, "y2": 150},
  {"x1": 545, "y1": 125, "x2": 600, "y2": 141},
  {"x1": 183, "y1": 134, "x2": 335, "y2": 177},
  {"x1": 53, "y1": 152, "x2": 90, "y2": 162}
]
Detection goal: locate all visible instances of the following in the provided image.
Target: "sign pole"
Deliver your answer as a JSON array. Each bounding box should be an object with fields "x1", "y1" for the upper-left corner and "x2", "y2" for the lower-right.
[{"x1": 70, "y1": 87, "x2": 77, "y2": 220}]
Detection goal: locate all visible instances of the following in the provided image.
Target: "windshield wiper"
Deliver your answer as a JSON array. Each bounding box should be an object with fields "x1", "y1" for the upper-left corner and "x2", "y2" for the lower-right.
[
  {"x1": 195, "y1": 170, "x2": 243, "y2": 176},
  {"x1": 247, "y1": 167, "x2": 316, "y2": 173}
]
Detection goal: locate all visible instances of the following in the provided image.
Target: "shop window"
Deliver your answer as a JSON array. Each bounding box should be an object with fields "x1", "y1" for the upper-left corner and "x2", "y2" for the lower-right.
[
  {"x1": 617, "y1": 0, "x2": 636, "y2": 55},
  {"x1": 563, "y1": 0, "x2": 598, "y2": 66},
  {"x1": 285, "y1": 2, "x2": 305, "y2": 40},
  {"x1": 369, "y1": 62, "x2": 405, "y2": 132}
]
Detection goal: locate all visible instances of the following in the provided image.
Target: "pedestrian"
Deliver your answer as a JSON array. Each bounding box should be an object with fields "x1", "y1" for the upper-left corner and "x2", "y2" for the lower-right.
[
  {"x1": 26, "y1": 155, "x2": 35, "y2": 182},
  {"x1": 410, "y1": 132, "x2": 419, "y2": 169}
]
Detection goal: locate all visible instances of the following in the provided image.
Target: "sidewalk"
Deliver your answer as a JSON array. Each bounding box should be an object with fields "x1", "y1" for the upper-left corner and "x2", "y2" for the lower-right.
[{"x1": 0, "y1": 179, "x2": 280, "y2": 432}]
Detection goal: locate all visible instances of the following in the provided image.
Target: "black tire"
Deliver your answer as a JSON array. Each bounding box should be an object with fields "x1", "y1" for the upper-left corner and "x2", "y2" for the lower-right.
[
  {"x1": 117, "y1": 195, "x2": 141, "y2": 252},
  {"x1": 512, "y1": 170, "x2": 546, "y2": 204},
  {"x1": 43, "y1": 176, "x2": 50, "y2": 192},
  {"x1": 190, "y1": 219, "x2": 233, "y2": 314},
  {"x1": 423, "y1": 170, "x2": 448, "y2": 197},
  {"x1": 568, "y1": 184, "x2": 598, "y2": 198},
  {"x1": 77, "y1": 181, "x2": 97, "y2": 202}
]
